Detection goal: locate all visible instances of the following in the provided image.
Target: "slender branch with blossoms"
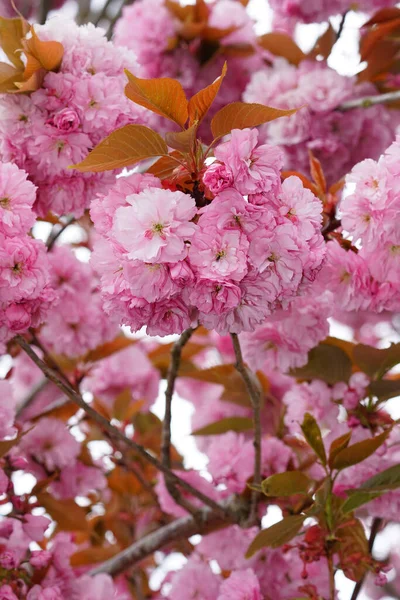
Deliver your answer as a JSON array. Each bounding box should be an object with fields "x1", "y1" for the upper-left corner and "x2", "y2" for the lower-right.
[{"x1": 2, "y1": 2, "x2": 400, "y2": 599}]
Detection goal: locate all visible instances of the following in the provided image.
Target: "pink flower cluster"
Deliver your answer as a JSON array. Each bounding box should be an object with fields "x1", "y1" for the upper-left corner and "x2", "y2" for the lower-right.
[
  {"x1": 0, "y1": 381, "x2": 122, "y2": 599},
  {"x1": 39, "y1": 246, "x2": 117, "y2": 357},
  {"x1": 244, "y1": 60, "x2": 395, "y2": 186},
  {"x1": 91, "y1": 129, "x2": 325, "y2": 337},
  {"x1": 241, "y1": 290, "x2": 332, "y2": 373},
  {"x1": 269, "y1": 0, "x2": 396, "y2": 26},
  {"x1": 331, "y1": 136, "x2": 400, "y2": 313},
  {"x1": 0, "y1": 163, "x2": 54, "y2": 346},
  {"x1": 0, "y1": 18, "x2": 148, "y2": 219}
]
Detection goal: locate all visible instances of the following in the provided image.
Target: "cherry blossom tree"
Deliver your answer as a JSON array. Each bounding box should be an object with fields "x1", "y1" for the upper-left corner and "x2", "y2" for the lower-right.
[{"x1": 1, "y1": 1, "x2": 400, "y2": 599}]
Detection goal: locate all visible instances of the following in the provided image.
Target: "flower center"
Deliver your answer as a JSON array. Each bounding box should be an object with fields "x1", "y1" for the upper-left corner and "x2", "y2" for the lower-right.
[
  {"x1": 215, "y1": 249, "x2": 226, "y2": 262},
  {"x1": 0, "y1": 197, "x2": 10, "y2": 209},
  {"x1": 12, "y1": 262, "x2": 22, "y2": 274}
]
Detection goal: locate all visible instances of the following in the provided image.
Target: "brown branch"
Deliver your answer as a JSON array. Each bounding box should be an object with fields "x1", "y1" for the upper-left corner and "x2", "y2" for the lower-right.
[
  {"x1": 89, "y1": 505, "x2": 232, "y2": 577},
  {"x1": 38, "y1": 0, "x2": 51, "y2": 24},
  {"x1": 350, "y1": 517, "x2": 383, "y2": 600},
  {"x1": 231, "y1": 333, "x2": 262, "y2": 525},
  {"x1": 106, "y1": 0, "x2": 131, "y2": 40},
  {"x1": 162, "y1": 328, "x2": 195, "y2": 469},
  {"x1": 46, "y1": 217, "x2": 75, "y2": 251},
  {"x1": 15, "y1": 378, "x2": 48, "y2": 420},
  {"x1": 14, "y1": 335, "x2": 227, "y2": 518},
  {"x1": 340, "y1": 90, "x2": 400, "y2": 111},
  {"x1": 336, "y1": 11, "x2": 348, "y2": 41},
  {"x1": 161, "y1": 328, "x2": 200, "y2": 517}
]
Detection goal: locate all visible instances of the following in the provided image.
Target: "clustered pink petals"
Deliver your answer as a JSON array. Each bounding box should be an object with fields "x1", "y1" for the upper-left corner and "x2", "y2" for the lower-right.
[
  {"x1": 0, "y1": 18, "x2": 148, "y2": 219},
  {"x1": 269, "y1": 0, "x2": 396, "y2": 26},
  {"x1": 92, "y1": 129, "x2": 325, "y2": 337},
  {"x1": 244, "y1": 60, "x2": 395, "y2": 185},
  {"x1": 0, "y1": 164, "x2": 55, "y2": 345}
]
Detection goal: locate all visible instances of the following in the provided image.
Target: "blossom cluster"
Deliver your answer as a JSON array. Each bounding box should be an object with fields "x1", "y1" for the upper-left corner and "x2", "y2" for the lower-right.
[
  {"x1": 269, "y1": 0, "x2": 397, "y2": 27},
  {"x1": 0, "y1": 380, "x2": 124, "y2": 599},
  {"x1": 318, "y1": 136, "x2": 400, "y2": 315},
  {"x1": 0, "y1": 163, "x2": 54, "y2": 347},
  {"x1": 0, "y1": 18, "x2": 147, "y2": 219},
  {"x1": 244, "y1": 59, "x2": 395, "y2": 185},
  {"x1": 91, "y1": 128, "x2": 325, "y2": 337}
]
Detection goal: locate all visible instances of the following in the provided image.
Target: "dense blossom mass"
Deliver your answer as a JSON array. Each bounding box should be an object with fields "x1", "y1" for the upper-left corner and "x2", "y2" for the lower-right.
[
  {"x1": 91, "y1": 128, "x2": 325, "y2": 336},
  {"x1": 0, "y1": 1, "x2": 400, "y2": 599},
  {"x1": 0, "y1": 18, "x2": 147, "y2": 218},
  {"x1": 244, "y1": 59, "x2": 396, "y2": 185}
]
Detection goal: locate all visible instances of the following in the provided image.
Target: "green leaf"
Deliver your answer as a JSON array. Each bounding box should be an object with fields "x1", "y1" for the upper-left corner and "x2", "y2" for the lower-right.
[
  {"x1": 353, "y1": 343, "x2": 400, "y2": 379},
  {"x1": 342, "y1": 463, "x2": 400, "y2": 513},
  {"x1": 210, "y1": 102, "x2": 299, "y2": 140},
  {"x1": 192, "y1": 417, "x2": 253, "y2": 436},
  {"x1": 290, "y1": 343, "x2": 352, "y2": 384},
  {"x1": 328, "y1": 431, "x2": 352, "y2": 469},
  {"x1": 261, "y1": 471, "x2": 312, "y2": 497},
  {"x1": 72, "y1": 125, "x2": 168, "y2": 173},
  {"x1": 368, "y1": 379, "x2": 400, "y2": 401},
  {"x1": 331, "y1": 430, "x2": 389, "y2": 470},
  {"x1": 301, "y1": 412, "x2": 327, "y2": 466},
  {"x1": 341, "y1": 490, "x2": 382, "y2": 514},
  {"x1": 245, "y1": 515, "x2": 305, "y2": 557}
]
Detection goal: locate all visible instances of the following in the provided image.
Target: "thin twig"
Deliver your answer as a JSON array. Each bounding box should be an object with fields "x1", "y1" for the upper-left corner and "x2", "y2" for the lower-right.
[
  {"x1": 89, "y1": 506, "x2": 231, "y2": 576},
  {"x1": 231, "y1": 333, "x2": 262, "y2": 525},
  {"x1": 161, "y1": 328, "x2": 200, "y2": 517},
  {"x1": 336, "y1": 11, "x2": 348, "y2": 41},
  {"x1": 38, "y1": 0, "x2": 51, "y2": 24},
  {"x1": 350, "y1": 517, "x2": 383, "y2": 600},
  {"x1": 162, "y1": 328, "x2": 195, "y2": 469},
  {"x1": 106, "y1": 0, "x2": 131, "y2": 40},
  {"x1": 15, "y1": 335, "x2": 227, "y2": 518},
  {"x1": 322, "y1": 217, "x2": 341, "y2": 237},
  {"x1": 15, "y1": 378, "x2": 48, "y2": 420},
  {"x1": 46, "y1": 217, "x2": 75, "y2": 251},
  {"x1": 94, "y1": 0, "x2": 114, "y2": 26},
  {"x1": 340, "y1": 90, "x2": 400, "y2": 111}
]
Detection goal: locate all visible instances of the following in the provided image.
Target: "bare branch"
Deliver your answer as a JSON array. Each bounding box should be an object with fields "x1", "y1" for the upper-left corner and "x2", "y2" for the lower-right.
[
  {"x1": 46, "y1": 217, "x2": 75, "y2": 251},
  {"x1": 340, "y1": 90, "x2": 400, "y2": 111},
  {"x1": 106, "y1": 0, "x2": 131, "y2": 40},
  {"x1": 162, "y1": 328, "x2": 195, "y2": 469},
  {"x1": 15, "y1": 335, "x2": 228, "y2": 518},
  {"x1": 350, "y1": 517, "x2": 383, "y2": 600},
  {"x1": 231, "y1": 333, "x2": 262, "y2": 525},
  {"x1": 89, "y1": 506, "x2": 230, "y2": 576},
  {"x1": 15, "y1": 378, "x2": 48, "y2": 420},
  {"x1": 336, "y1": 11, "x2": 348, "y2": 41},
  {"x1": 161, "y1": 328, "x2": 200, "y2": 516},
  {"x1": 38, "y1": 0, "x2": 51, "y2": 24}
]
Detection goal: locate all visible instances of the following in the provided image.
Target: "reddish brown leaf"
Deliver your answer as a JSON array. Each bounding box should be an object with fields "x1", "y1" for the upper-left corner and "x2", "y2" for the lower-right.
[
  {"x1": 0, "y1": 16, "x2": 26, "y2": 68},
  {"x1": 308, "y1": 23, "x2": 336, "y2": 60},
  {"x1": 70, "y1": 546, "x2": 120, "y2": 567},
  {"x1": 188, "y1": 62, "x2": 227, "y2": 126},
  {"x1": 360, "y1": 17, "x2": 400, "y2": 60},
  {"x1": 84, "y1": 336, "x2": 136, "y2": 364},
  {"x1": 125, "y1": 70, "x2": 188, "y2": 128},
  {"x1": 332, "y1": 430, "x2": 390, "y2": 470},
  {"x1": 37, "y1": 492, "x2": 88, "y2": 531},
  {"x1": 211, "y1": 101, "x2": 299, "y2": 139},
  {"x1": 258, "y1": 32, "x2": 306, "y2": 65},
  {"x1": 146, "y1": 154, "x2": 182, "y2": 180},
  {"x1": 72, "y1": 124, "x2": 168, "y2": 173},
  {"x1": 23, "y1": 27, "x2": 64, "y2": 72},
  {"x1": 165, "y1": 122, "x2": 198, "y2": 153},
  {"x1": 309, "y1": 151, "x2": 326, "y2": 195}
]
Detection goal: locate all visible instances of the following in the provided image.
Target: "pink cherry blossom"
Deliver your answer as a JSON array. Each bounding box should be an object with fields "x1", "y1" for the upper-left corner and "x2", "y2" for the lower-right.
[{"x1": 113, "y1": 188, "x2": 197, "y2": 263}]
